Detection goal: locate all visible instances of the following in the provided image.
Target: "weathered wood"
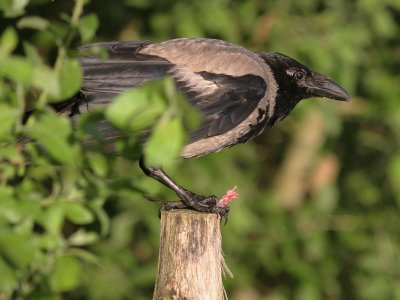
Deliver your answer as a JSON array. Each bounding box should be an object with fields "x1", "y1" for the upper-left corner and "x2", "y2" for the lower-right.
[{"x1": 153, "y1": 209, "x2": 228, "y2": 300}]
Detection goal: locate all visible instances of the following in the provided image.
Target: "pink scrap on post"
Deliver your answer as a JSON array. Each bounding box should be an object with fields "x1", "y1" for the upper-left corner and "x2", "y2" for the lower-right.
[{"x1": 217, "y1": 186, "x2": 239, "y2": 207}]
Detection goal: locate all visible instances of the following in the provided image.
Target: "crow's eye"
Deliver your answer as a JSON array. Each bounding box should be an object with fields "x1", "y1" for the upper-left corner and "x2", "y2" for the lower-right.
[{"x1": 293, "y1": 71, "x2": 306, "y2": 80}]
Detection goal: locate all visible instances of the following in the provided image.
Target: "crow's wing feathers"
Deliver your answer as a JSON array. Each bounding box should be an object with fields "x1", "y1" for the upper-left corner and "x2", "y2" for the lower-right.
[
  {"x1": 74, "y1": 41, "x2": 267, "y2": 145},
  {"x1": 183, "y1": 71, "x2": 267, "y2": 142},
  {"x1": 80, "y1": 41, "x2": 172, "y2": 94},
  {"x1": 79, "y1": 41, "x2": 153, "y2": 60}
]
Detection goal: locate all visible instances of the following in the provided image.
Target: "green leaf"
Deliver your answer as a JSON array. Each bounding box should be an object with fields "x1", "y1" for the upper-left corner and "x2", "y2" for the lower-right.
[
  {"x1": 0, "y1": 55, "x2": 33, "y2": 84},
  {"x1": 91, "y1": 204, "x2": 110, "y2": 236},
  {"x1": 0, "y1": 104, "x2": 20, "y2": 140},
  {"x1": 68, "y1": 229, "x2": 98, "y2": 246},
  {"x1": 1, "y1": 0, "x2": 29, "y2": 18},
  {"x1": 144, "y1": 118, "x2": 186, "y2": 167},
  {"x1": 37, "y1": 234, "x2": 61, "y2": 252},
  {"x1": 24, "y1": 110, "x2": 76, "y2": 164},
  {"x1": 64, "y1": 203, "x2": 94, "y2": 225},
  {"x1": 66, "y1": 248, "x2": 100, "y2": 265},
  {"x1": 32, "y1": 64, "x2": 60, "y2": 97},
  {"x1": 86, "y1": 151, "x2": 109, "y2": 177},
  {"x1": 49, "y1": 256, "x2": 81, "y2": 292},
  {"x1": 1, "y1": 196, "x2": 41, "y2": 224},
  {"x1": 105, "y1": 87, "x2": 165, "y2": 132},
  {"x1": 23, "y1": 42, "x2": 41, "y2": 65},
  {"x1": 0, "y1": 187, "x2": 14, "y2": 222},
  {"x1": 0, "y1": 257, "x2": 16, "y2": 294},
  {"x1": 51, "y1": 59, "x2": 82, "y2": 101},
  {"x1": 0, "y1": 27, "x2": 18, "y2": 56},
  {"x1": 105, "y1": 89, "x2": 147, "y2": 128},
  {"x1": 41, "y1": 203, "x2": 65, "y2": 235},
  {"x1": 78, "y1": 14, "x2": 99, "y2": 43},
  {"x1": 0, "y1": 232, "x2": 36, "y2": 268},
  {"x1": 17, "y1": 16, "x2": 50, "y2": 31}
]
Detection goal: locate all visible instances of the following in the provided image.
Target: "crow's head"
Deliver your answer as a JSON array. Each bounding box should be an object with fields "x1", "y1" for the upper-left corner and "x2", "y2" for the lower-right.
[
  {"x1": 258, "y1": 52, "x2": 350, "y2": 126},
  {"x1": 259, "y1": 52, "x2": 350, "y2": 102}
]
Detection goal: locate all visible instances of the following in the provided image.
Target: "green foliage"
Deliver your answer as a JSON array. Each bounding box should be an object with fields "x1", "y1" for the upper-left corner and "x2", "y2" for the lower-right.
[
  {"x1": 0, "y1": 1, "x2": 197, "y2": 297},
  {"x1": 144, "y1": 117, "x2": 185, "y2": 167},
  {"x1": 105, "y1": 84, "x2": 167, "y2": 131},
  {"x1": 49, "y1": 255, "x2": 82, "y2": 292},
  {"x1": 0, "y1": 0, "x2": 399, "y2": 299}
]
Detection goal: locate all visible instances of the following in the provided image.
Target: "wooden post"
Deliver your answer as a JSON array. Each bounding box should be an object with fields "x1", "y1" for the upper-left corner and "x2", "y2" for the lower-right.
[{"x1": 153, "y1": 210, "x2": 230, "y2": 299}]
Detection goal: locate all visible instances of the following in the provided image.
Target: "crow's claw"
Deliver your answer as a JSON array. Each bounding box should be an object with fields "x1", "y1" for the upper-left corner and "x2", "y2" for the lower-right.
[
  {"x1": 214, "y1": 205, "x2": 230, "y2": 221},
  {"x1": 144, "y1": 194, "x2": 167, "y2": 204}
]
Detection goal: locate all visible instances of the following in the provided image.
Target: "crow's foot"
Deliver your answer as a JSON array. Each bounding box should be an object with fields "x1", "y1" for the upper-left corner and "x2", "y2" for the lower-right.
[
  {"x1": 140, "y1": 157, "x2": 230, "y2": 219},
  {"x1": 175, "y1": 191, "x2": 230, "y2": 219},
  {"x1": 145, "y1": 194, "x2": 230, "y2": 219}
]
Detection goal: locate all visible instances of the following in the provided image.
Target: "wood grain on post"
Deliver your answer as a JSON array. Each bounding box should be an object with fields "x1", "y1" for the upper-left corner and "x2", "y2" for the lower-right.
[{"x1": 153, "y1": 210, "x2": 229, "y2": 300}]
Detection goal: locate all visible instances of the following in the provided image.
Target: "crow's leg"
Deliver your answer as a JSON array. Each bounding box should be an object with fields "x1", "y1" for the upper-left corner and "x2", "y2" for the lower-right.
[{"x1": 139, "y1": 157, "x2": 229, "y2": 217}]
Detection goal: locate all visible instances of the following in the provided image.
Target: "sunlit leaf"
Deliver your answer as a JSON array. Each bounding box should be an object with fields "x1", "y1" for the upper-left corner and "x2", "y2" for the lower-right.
[
  {"x1": 17, "y1": 16, "x2": 49, "y2": 30},
  {"x1": 0, "y1": 257, "x2": 16, "y2": 294},
  {"x1": 91, "y1": 204, "x2": 110, "y2": 237},
  {"x1": 0, "y1": 232, "x2": 36, "y2": 268},
  {"x1": 49, "y1": 256, "x2": 81, "y2": 292},
  {"x1": 1, "y1": 0, "x2": 29, "y2": 17},
  {"x1": 86, "y1": 151, "x2": 109, "y2": 177},
  {"x1": 24, "y1": 110, "x2": 76, "y2": 164},
  {"x1": 32, "y1": 64, "x2": 60, "y2": 97},
  {"x1": 23, "y1": 42, "x2": 41, "y2": 65},
  {"x1": 144, "y1": 118, "x2": 185, "y2": 167},
  {"x1": 78, "y1": 13, "x2": 99, "y2": 43},
  {"x1": 64, "y1": 202, "x2": 94, "y2": 225},
  {"x1": 68, "y1": 229, "x2": 99, "y2": 246},
  {"x1": 105, "y1": 86, "x2": 165, "y2": 132},
  {"x1": 40, "y1": 203, "x2": 65, "y2": 235},
  {"x1": 0, "y1": 27, "x2": 18, "y2": 56},
  {"x1": 0, "y1": 55, "x2": 33, "y2": 84},
  {"x1": 66, "y1": 248, "x2": 100, "y2": 265},
  {"x1": 51, "y1": 59, "x2": 82, "y2": 101},
  {"x1": 106, "y1": 89, "x2": 148, "y2": 129},
  {"x1": 0, "y1": 104, "x2": 20, "y2": 140}
]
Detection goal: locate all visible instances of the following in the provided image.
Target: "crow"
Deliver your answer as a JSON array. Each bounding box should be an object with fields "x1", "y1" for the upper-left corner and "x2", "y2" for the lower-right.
[{"x1": 56, "y1": 38, "x2": 350, "y2": 216}]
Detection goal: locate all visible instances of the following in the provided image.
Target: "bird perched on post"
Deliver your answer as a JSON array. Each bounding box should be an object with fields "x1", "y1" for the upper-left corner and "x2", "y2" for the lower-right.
[{"x1": 56, "y1": 38, "x2": 350, "y2": 216}]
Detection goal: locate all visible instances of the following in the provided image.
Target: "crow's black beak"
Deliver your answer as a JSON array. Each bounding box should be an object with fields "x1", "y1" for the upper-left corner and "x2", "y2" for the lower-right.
[{"x1": 307, "y1": 73, "x2": 350, "y2": 101}]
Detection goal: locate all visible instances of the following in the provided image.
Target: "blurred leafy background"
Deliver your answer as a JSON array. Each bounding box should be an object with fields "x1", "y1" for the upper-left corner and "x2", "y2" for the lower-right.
[{"x1": 0, "y1": 0, "x2": 400, "y2": 299}]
